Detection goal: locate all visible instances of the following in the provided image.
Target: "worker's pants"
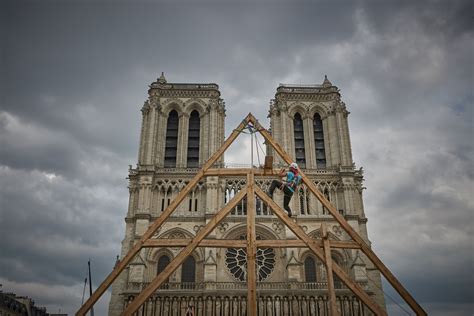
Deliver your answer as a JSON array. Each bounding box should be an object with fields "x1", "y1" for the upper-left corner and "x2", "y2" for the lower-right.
[{"x1": 268, "y1": 180, "x2": 294, "y2": 215}]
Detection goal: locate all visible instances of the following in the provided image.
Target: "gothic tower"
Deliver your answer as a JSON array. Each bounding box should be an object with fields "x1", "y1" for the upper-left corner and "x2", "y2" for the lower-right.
[
  {"x1": 268, "y1": 76, "x2": 386, "y2": 311},
  {"x1": 109, "y1": 74, "x2": 386, "y2": 315},
  {"x1": 108, "y1": 74, "x2": 225, "y2": 315}
]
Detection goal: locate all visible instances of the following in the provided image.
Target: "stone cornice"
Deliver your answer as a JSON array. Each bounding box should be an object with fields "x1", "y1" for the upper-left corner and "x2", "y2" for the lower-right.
[
  {"x1": 275, "y1": 85, "x2": 340, "y2": 102},
  {"x1": 148, "y1": 83, "x2": 220, "y2": 99}
]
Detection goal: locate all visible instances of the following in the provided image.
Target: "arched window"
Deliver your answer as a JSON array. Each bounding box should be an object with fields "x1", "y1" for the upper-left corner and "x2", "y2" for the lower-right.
[
  {"x1": 181, "y1": 256, "x2": 196, "y2": 285},
  {"x1": 332, "y1": 254, "x2": 343, "y2": 288},
  {"x1": 293, "y1": 113, "x2": 306, "y2": 168},
  {"x1": 313, "y1": 113, "x2": 326, "y2": 168},
  {"x1": 157, "y1": 255, "x2": 171, "y2": 288},
  {"x1": 164, "y1": 110, "x2": 179, "y2": 168},
  {"x1": 304, "y1": 256, "x2": 317, "y2": 282},
  {"x1": 187, "y1": 110, "x2": 200, "y2": 168}
]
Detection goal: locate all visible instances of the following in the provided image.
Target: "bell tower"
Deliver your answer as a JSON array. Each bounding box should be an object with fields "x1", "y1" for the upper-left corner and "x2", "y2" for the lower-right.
[
  {"x1": 108, "y1": 74, "x2": 225, "y2": 315},
  {"x1": 269, "y1": 75, "x2": 386, "y2": 309}
]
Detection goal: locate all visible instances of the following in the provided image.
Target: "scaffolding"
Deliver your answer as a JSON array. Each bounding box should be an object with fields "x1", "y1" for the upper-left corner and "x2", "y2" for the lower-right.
[{"x1": 77, "y1": 113, "x2": 426, "y2": 316}]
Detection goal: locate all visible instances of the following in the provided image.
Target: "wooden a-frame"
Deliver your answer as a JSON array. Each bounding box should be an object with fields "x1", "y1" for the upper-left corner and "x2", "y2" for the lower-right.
[{"x1": 77, "y1": 113, "x2": 427, "y2": 316}]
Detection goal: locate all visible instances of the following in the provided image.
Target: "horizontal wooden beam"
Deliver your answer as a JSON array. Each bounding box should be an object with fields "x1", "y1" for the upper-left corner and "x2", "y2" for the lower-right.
[
  {"x1": 204, "y1": 168, "x2": 279, "y2": 176},
  {"x1": 143, "y1": 239, "x2": 246, "y2": 248},
  {"x1": 142, "y1": 239, "x2": 360, "y2": 249},
  {"x1": 256, "y1": 239, "x2": 360, "y2": 249}
]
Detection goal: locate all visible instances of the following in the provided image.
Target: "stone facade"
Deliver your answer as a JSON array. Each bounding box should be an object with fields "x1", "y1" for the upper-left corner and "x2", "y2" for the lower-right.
[{"x1": 108, "y1": 74, "x2": 386, "y2": 315}]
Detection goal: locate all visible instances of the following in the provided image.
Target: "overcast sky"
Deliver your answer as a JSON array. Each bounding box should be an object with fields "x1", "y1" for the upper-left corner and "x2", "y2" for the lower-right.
[{"x1": 1, "y1": 0, "x2": 473, "y2": 315}]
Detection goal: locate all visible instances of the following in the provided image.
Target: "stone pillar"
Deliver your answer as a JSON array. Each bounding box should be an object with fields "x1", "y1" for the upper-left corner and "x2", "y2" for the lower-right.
[
  {"x1": 305, "y1": 115, "x2": 316, "y2": 169},
  {"x1": 302, "y1": 115, "x2": 313, "y2": 169},
  {"x1": 177, "y1": 113, "x2": 189, "y2": 168},
  {"x1": 138, "y1": 102, "x2": 151, "y2": 165},
  {"x1": 145, "y1": 106, "x2": 158, "y2": 165},
  {"x1": 286, "y1": 251, "x2": 302, "y2": 282},
  {"x1": 327, "y1": 114, "x2": 341, "y2": 166},
  {"x1": 351, "y1": 251, "x2": 368, "y2": 283},
  {"x1": 204, "y1": 249, "x2": 218, "y2": 282},
  {"x1": 342, "y1": 110, "x2": 353, "y2": 165},
  {"x1": 321, "y1": 115, "x2": 331, "y2": 167},
  {"x1": 154, "y1": 110, "x2": 167, "y2": 167}
]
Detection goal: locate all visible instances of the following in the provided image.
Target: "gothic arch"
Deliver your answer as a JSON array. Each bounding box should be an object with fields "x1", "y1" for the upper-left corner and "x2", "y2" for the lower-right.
[
  {"x1": 147, "y1": 247, "x2": 174, "y2": 263},
  {"x1": 307, "y1": 228, "x2": 351, "y2": 266},
  {"x1": 308, "y1": 102, "x2": 329, "y2": 119},
  {"x1": 288, "y1": 102, "x2": 309, "y2": 119},
  {"x1": 161, "y1": 98, "x2": 185, "y2": 116},
  {"x1": 222, "y1": 223, "x2": 279, "y2": 241},
  {"x1": 184, "y1": 99, "x2": 207, "y2": 116}
]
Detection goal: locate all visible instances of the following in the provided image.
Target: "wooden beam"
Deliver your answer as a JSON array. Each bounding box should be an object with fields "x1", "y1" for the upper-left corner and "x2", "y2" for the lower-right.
[
  {"x1": 255, "y1": 187, "x2": 387, "y2": 316},
  {"x1": 250, "y1": 114, "x2": 426, "y2": 316},
  {"x1": 322, "y1": 223, "x2": 339, "y2": 316},
  {"x1": 143, "y1": 239, "x2": 247, "y2": 248},
  {"x1": 246, "y1": 172, "x2": 258, "y2": 315},
  {"x1": 204, "y1": 168, "x2": 279, "y2": 177},
  {"x1": 122, "y1": 188, "x2": 248, "y2": 315},
  {"x1": 142, "y1": 238, "x2": 360, "y2": 249},
  {"x1": 255, "y1": 239, "x2": 360, "y2": 249},
  {"x1": 77, "y1": 117, "x2": 250, "y2": 316}
]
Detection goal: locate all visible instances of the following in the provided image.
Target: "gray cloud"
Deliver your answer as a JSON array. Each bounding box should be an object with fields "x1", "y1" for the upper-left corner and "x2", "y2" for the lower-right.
[{"x1": 1, "y1": 0, "x2": 472, "y2": 314}]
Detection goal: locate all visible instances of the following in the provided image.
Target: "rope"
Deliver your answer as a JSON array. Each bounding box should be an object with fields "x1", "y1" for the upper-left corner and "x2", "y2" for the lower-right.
[
  {"x1": 81, "y1": 277, "x2": 87, "y2": 305},
  {"x1": 362, "y1": 267, "x2": 412, "y2": 315},
  {"x1": 254, "y1": 133, "x2": 261, "y2": 166}
]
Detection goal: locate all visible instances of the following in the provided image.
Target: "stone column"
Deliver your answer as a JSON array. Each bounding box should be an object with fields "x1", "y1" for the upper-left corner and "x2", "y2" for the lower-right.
[
  {"x1": 342, "y1": 110, "x2": 353, "y2": 165},
  {"x1": 177, "y1": 113, "x2": 189, "y2": 168},
  {"x1": 145, "y1": 106, "x2": 158, "y2": 165},
  {"x1": 321, "y1": 115, "x2": 331, "y2": 167},
  {"x1": 154, "y1": 110, "x2": 167, "y2": 167},
  {"x1": 327, "y1": 113, "x2": 341, "y2": 166},
  {"x1": 336, "y1": 110, "x2": 349, "y2": 166},
  {"x1": 302, "y1": 115, "x2": 314, "y2": 169},
  {"x1": 305, "y1": 115, "x2": 316, "y2": 169},
  {"x1": 138, "y1": 103, "x2": 151, "y2": 165}
]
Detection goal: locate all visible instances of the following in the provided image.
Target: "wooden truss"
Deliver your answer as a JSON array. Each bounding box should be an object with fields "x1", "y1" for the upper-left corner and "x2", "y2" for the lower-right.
[{"x1": 77, "y1": 113, "x2": 426, "y2": 316}]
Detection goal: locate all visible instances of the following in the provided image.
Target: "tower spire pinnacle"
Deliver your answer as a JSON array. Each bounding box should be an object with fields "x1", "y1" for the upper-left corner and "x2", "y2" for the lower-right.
[
  {"x1": 158, "y1": 72, "x2": 167, "y2": 84},
  {"x1": 322, "y1": 74, "x2": 332, "y2": 87}
]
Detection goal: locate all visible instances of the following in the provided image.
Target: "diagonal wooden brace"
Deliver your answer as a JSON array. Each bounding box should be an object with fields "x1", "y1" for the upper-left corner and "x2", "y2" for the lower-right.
[
  {"x1": 76, "y1": 116, "x2": 250, "y2": 315},
  {"x1": 255, "y1": 187, "x2": 387, "y2": 316},
  {"x1": 122, "y1": 188, "x2": 248, "y2": 315},
  {"x1": 250, "y1": 114, "x2": 427, "y2": 315}
]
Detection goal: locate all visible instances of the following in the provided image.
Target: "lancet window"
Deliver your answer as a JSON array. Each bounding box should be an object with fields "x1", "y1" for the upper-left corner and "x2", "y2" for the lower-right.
[
  {"x1": 181, "y1": 256, "x2": 196, "y2": 284},
  {"x1": 164, "y1": 110, "x2": 179, "y2": 168},
  {"x1": 313, "y1": 113, "x2": 326, "y2": 168},
  {"x1": 298, "y1": 187, "x2": 310, "y2": 215},
  {"x1": 304, "y1": 256, "x2": 317, "y2": 282},
  {"x1": 157, "y1": 255, "x2": 171, "y2": 287},
  {"x1": 293, "y1": 113, "x2": 306, "y2": 168},
  {"x1": 187, "y1": 110, "x2": 200, "y2": 168}
]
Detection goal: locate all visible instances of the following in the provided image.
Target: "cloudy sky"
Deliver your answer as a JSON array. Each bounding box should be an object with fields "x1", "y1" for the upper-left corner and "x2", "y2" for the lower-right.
[{"x1": 1, "y1": 0, "x2": 472, "y2": 315}]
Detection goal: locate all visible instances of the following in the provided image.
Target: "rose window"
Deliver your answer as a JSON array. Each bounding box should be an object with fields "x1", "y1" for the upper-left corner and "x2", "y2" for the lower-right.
[{"x1": 225, "y1": 235, "x2": 276, "y2": 281}]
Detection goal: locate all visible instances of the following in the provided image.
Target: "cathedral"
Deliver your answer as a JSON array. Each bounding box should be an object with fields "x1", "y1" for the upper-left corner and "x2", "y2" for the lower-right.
[{"x1": 108, "y1": 74, "x2": 387, "y2": 315}]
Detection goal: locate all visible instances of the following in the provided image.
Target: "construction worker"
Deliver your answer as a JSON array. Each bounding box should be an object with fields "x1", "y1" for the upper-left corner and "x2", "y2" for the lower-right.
[{"x1": 267, "y1": 162, "x2": 302, "y2": 217}]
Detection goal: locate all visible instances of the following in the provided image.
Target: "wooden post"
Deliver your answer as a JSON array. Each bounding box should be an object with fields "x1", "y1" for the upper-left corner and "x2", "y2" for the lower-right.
[
  {"x1": 250, "y1": 114, "x2": 427, "y2": 316},
  {"x1": 255, "y1": 187, "x2": 387, "y2": 316},
  {"x1": 77, "y1": 117, "x2": 250, "y2": 316},
  {"x1": 246, "y1": 172, "x2": 258, "y2": 315},
  {"x1": 322, "y1": 223, "x2": 339, "y2": 316},
  {"x1": 122, "y1": 188, "x2": 247, "y2": 315}
]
